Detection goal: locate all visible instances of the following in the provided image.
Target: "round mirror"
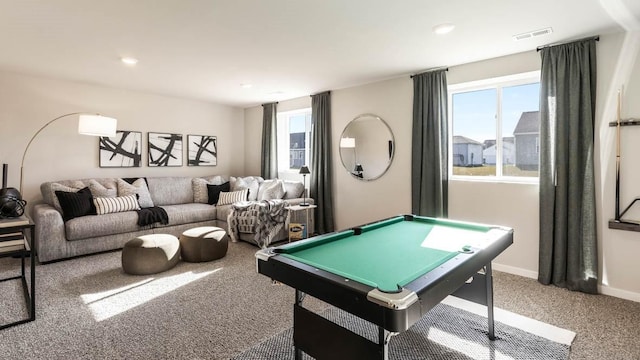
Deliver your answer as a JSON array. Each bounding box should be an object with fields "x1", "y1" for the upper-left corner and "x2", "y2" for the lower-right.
[{"x1": 339, "y1": 114, "x2": 395, "y2": 181}]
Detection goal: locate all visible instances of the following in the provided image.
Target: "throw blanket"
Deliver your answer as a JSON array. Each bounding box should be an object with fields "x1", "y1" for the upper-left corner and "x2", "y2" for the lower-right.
[
  {"x1": 228, "y1": 200, "x2": 288, "y2": 248},
  {"x1": 137, "y1": 207, "x2": 169, "y2": 227}
]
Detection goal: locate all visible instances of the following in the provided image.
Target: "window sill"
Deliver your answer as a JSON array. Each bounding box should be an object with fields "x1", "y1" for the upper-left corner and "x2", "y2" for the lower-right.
[{"x1": 450, "y1": 176, "x2": 539, "y2": 185}]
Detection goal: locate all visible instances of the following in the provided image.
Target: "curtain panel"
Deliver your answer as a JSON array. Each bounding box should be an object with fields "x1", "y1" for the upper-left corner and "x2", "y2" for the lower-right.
[
  {"x1": 260, "y1": 102, "x2": 278, "y2": 179},
  {"x1": 411, "y1": 70, "x2": 449, "y2": 217},
  {"x1": 310, "y1": 91, "x2": 335, "y2": 234},
  {"x1": 538, "y1": 38, "x2": 598, "y2": 294}
]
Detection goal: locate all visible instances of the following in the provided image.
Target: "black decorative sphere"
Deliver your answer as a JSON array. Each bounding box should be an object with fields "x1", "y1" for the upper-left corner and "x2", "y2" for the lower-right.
[{"x1": 0, "y1": 187, "x2": 27, "y2": 218}]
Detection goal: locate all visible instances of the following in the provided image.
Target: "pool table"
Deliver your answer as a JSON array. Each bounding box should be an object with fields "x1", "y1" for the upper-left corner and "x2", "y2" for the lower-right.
[{"x1": 256, "y1": 214, "x2": 513, "y2": 360}]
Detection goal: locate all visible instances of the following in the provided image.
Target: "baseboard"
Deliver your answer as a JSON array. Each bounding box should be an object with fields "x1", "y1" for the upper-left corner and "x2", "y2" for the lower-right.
[
  {"x1": 599, "y1": 284, "x2": 640, "y2": 303},
  {"x1": 492, "y1": 263, "x2": 538, "y2": 279},
  {"x1": 493, "y1": 263, "x2": 640, "y2": 303}
]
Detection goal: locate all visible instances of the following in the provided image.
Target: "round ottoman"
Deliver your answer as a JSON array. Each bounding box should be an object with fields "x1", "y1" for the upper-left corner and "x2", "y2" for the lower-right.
[
  {"x1": 122, "y1": 234, "x2": 181, "y2": 275},
  {"x1": 179, "y1": 226, "x2": 228, "y2": 262}
]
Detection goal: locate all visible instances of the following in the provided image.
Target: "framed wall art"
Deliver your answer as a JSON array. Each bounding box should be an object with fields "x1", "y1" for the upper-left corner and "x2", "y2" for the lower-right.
[
  {"x1": 99, "y1": 130, "x2": 142, "y2": 168},
  {"x1": 187, "y1": 135, "x2": 217, "y2": 166},
  {"x1": 148, "y1": 132, "x2": 183, "y2": 167}
]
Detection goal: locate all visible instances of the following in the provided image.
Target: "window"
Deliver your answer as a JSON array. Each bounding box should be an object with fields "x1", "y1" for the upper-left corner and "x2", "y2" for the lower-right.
[
  {"x1": 276, "y1": 108, "x2": 312, "y2": 173},
  {"x1": 449, "y1": 71, "x2": 540, "y2": 180}
]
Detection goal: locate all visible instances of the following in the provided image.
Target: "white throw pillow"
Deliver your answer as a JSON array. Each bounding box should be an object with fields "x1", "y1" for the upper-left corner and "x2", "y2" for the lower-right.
[
  {"x1": 217, "y1": 189, "x2": 249, "y2": 205},
  {"x1": 230, "y1": 176, "x2": 261, "y2": 201},
  {"x1": 93, "y1": 195, "x2": 140, "y2": 215},
  {"x1": 117, "y1": 178, "x2": 154, "y2": 208},
  {"x1": 259, "y1": 180, "x2": 286, "y2": 201}
]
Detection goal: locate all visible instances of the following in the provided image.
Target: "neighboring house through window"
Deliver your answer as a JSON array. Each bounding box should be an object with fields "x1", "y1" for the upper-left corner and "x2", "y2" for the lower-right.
[
  {"x1": 276, "y1": 108, "x2": 312, "y2": 175},
  {"x1": 449, "y1": 71, "x2": 540, "y2": 180}
]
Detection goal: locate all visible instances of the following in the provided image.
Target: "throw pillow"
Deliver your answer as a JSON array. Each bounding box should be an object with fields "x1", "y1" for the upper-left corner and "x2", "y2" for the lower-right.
[
  {"x1": 207, "y1": 181, "x2": 230, "y2": 205},
  {"x1": 88, "y1": 179, "x2": 117, "y2": 198},
  {"x1": 48, "y1": 182, "x2": 84, "y2": 212},
  {"x1": 93, "y1": 195, "x2": 140, "y2": 215},
  {"x1": 192, "y1": 177, "x2": 227, "y2": 203},
  {"x1": 217, "y1": 189, "x2": 249, "y2": 206},
  {"x1": 282, "y1": 180, "x2": 305, "y2": 199},
  {"x1": 54, "y1": 187, "x2": 96, "y2": 221},
  {"x1": 258, "y1": 180, "x2": 286, "y2": 201},
  {"x1": 117, "y1": 178, "x2": 154, "y2": 208},
  {"x1": 231, "y1": 176, "x2": 261, "y2": 201}
]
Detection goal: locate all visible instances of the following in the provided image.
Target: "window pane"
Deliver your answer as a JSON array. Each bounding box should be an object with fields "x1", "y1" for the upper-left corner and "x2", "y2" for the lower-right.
[
  {"x1": 289, "y1": 114, "x2": 306, "y2": 169},
  {"x1": 452, "y1": 88, "x2": 497, "y2": 176},
  {"x1": 502, "y1": 83, "x2": 540, "y2": 177}
]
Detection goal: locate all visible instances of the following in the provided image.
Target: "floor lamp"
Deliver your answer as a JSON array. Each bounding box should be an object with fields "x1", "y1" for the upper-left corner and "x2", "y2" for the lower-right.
[
  {"x1": 299, "y1": 165, "x2": 310, "y2": 206},
  {"x1": 19, "y1": 113, "x2": 117, "y2": 194}
]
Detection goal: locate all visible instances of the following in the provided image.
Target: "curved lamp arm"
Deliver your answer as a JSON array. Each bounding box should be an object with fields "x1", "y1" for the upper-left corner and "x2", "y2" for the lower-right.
[{"x1": 19, "y1": 112, "x2": 117, "y2": 193}]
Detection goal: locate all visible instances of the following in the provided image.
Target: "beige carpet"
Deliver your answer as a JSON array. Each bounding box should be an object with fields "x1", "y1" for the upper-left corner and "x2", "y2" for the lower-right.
[{"x1": 0, "y1": 241, "x2": 638, "y2": 359}]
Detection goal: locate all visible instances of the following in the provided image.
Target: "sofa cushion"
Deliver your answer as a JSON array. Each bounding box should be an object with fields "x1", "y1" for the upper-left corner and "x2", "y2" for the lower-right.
[
  {"x1": 231, "y1": 176, "x2": 263, "y2": 201},
  {"x1": 55, "y1": 187, "x2": 96, "y2": 221},
  {"x1": 146, "y1": 177, "x2": 194, "y2": 206},
  {"x1": 207, "y1": 182, "x2": 230, "y2": 205},
  {"x1": 65, "y1": 211, "x2": 141, "y2": 241},
  {"x1": 192, "y1": 176, "x2": 227, "y2": 203},
  {"x1": 44, "y1": 181, "x2": 85, "y2": 211},
  {"x1": 117, "y1": 178, "x2": 154, "y2": 208},
  {"x1": 160, "y1": 204, "x2": 217, "y2": 226},
  {"x1": 216, "y1": 204, "x2": 233, "y2": 221}
]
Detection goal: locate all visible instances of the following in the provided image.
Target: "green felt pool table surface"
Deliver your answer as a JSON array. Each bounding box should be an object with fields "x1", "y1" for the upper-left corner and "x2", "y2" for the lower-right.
[{"x1": 278, "y1": 216, "x2": 495, "y2": 292}]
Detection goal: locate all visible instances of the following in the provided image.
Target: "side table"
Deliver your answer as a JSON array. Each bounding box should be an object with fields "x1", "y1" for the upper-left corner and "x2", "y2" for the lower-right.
[
  {"x1": 287, "y1": 204, "x2": 317, "y2": 241},
  {"x1": 0, "y1": 216, "x2": 36, "y2": 330}
]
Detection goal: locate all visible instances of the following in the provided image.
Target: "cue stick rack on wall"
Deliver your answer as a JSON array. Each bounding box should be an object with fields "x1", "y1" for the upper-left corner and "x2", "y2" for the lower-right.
[{"x1": 608, "y1": 89, "x2": 640, "y2": 232}]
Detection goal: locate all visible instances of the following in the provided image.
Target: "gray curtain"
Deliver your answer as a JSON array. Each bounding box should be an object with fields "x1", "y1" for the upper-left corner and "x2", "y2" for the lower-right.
[
  {"x1": 260, "y1": 103, "x2": 278, "y2": 179},
  {"x1": 538, "y1": 38, "x2": 598, "y2": 294},
  {"x1": 411, "y1": 70, "x2": 449, "y2": 217},
  {"x1": 310, "y1": 91, "x2": 335, "y2": 234}
]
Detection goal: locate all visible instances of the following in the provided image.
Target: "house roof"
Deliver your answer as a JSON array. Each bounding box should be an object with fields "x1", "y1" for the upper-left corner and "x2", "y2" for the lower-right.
[
  {"x1": 513, "y1": 111, "x2": 540, "y2": 134},
  {"x1": 453, "y1": 135, "x2": 483, "y2": 145}
]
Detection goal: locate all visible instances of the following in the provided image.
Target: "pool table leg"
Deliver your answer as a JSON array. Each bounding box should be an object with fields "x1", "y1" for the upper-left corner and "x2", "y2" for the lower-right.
[
  {"x1": 485, "y1": 262, "x2": 495, "y2": 340},
  {"x1": 295, "y1": 290, "x2": 304, "y2": 360}
]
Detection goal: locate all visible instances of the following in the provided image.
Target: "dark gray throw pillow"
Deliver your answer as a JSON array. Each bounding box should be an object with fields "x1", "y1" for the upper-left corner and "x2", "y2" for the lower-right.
[
  {"x1": 54, "y1": 187, "x2": 96, "y2": 221},
  {"x1": 207, "y1": 181, "x2": 230, "y2": 205}
]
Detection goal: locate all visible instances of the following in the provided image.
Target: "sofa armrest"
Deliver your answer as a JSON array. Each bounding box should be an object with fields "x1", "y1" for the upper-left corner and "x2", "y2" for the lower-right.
[{"x1": 32, "y1": 203, "x2": 67, "y2": 263}]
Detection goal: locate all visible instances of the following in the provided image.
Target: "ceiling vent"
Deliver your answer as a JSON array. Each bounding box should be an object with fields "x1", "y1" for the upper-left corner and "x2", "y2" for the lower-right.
[{"x1": 513, "y1": 27, "x2": 553, "y2": 41}]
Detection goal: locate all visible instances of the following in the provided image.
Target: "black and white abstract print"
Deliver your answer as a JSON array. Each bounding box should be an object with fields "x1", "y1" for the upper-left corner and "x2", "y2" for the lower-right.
[
  {"x1": 148, "y1": 132, "x2": 183, "y2": 167},
  {"x1": 99, "y1": 130, "x2": 142, "y2": 168},
  {"x1": 187, "y1": 135, "x2": 217, "y2": 166}
]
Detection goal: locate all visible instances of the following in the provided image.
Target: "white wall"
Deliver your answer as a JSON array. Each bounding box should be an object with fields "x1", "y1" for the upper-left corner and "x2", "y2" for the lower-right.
[
  {"x1": 595, "y1": 31, "x2": 640, "y2": 301},
  {"x1": 0, "y1": 71, "x2": 245, "y2": 208},
  {"x1": 244, "y1": 31, "x2": 640, "y2": 301}
]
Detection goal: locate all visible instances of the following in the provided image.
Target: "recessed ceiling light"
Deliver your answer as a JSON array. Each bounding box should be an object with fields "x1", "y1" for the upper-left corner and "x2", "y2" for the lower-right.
[
  {"x1": 432, "y1": 23, "x2": 455, "y2": 35},
  {"x1": 121, "y1": 57, "x2": 138, "y2": 65},
  {"x1": 240, "y1": 83, "x2": 253, "y2": 89},
  {"x1": 269, "y1": 91, "x2": 284, "y2": 95}
]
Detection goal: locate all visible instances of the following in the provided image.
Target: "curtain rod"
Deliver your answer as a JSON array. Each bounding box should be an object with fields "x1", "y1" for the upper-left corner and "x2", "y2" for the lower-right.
[
  {"x1": 309, "y1": 90, "x2": 331, "y2": 97},
  {"x1": 537, "y1": 35, "x2": 599, "y2": 52},
  {"x1": 261, "y1": 102, "x2": 279, "y2": 106},
  {"x1": 410, "y1": 67, "x2": 449, "y2": 78}
]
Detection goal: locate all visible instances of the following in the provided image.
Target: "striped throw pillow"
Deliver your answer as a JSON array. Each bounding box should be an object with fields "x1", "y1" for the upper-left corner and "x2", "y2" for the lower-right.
[
  {"x1": 217, "y1": 189, "x2": 249, "y2": 205},
  {"x1": 93, "y1": 195, "x2": 141, "y2": 215}
]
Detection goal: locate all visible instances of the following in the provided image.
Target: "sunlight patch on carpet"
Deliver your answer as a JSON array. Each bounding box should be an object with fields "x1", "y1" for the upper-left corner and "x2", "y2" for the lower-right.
[{"x1": 80, "y1": 268, "x2": 222, "y2": 321}]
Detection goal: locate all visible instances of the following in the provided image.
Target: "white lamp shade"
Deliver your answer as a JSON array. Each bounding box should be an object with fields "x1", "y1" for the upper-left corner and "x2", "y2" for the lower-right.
[
  {"x1": 78, "y1": 114, "x2": 117, "y2": 137},
  {"x1": 340, "y1": 137, "x2": 356, "y2": 148}
]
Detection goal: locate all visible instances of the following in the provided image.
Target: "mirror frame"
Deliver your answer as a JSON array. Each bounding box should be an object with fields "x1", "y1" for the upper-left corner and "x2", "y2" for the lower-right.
[{"x1": 339, "y1": 113, "x2": 395, "y2": 181}]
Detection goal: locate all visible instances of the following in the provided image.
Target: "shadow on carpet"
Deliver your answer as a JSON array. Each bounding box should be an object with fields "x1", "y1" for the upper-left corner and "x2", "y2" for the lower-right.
[{"x1": 232, "y1": 302, "x2": 570, "y2": 360}]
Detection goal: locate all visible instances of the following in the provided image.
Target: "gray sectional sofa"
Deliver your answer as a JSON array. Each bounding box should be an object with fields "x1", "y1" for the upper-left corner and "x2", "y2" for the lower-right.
[{"x1": 32, "y1": 175, "x2": 311, "y2": 263}]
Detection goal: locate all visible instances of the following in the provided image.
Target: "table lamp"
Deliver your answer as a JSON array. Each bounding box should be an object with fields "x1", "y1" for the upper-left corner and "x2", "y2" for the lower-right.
[
  {"x1": 354, "y1": 164, "x2": 363, "y2": 178},
  {"x1": 299, "y1": 166, "x2": 310, "y2": 206}
]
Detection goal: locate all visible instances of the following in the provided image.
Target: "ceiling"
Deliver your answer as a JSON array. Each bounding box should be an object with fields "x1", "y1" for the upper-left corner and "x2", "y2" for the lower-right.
[{"x1": 0, "y1": 0, "x2": 638, "y2": 108}]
